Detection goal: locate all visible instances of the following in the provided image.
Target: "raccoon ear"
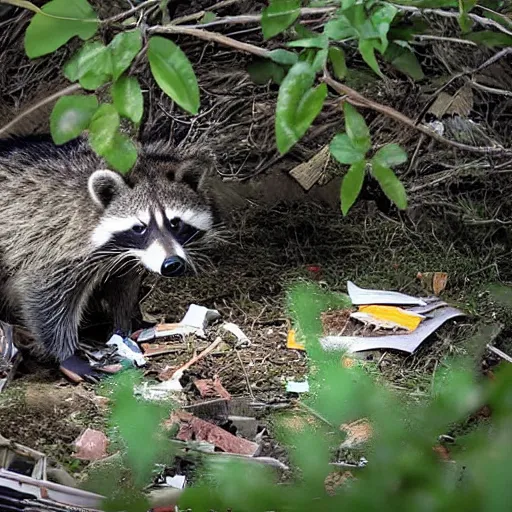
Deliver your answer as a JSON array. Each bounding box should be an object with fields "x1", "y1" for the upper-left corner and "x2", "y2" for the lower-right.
[
  {"x1": 173, "y1": 151, "x2": 216, "y2": 192},
  {"x1": 88, "y1": 170, "x2": 129, "y2": 209}
]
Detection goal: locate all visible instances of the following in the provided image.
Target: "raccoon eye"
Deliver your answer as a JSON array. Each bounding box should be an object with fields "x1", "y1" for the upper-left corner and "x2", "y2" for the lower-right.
[
  {"x1": 169, "y1": 217, "x2": 183, "y2": 232},
  {"x1": 132, "y1": 224, "x2": 147, "y2": 235}
]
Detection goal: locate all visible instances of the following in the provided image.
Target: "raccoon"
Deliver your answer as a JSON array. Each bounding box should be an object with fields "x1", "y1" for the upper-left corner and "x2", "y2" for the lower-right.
[{"x1": 0, "y1": 135, "x2": 220, "y2": 363}]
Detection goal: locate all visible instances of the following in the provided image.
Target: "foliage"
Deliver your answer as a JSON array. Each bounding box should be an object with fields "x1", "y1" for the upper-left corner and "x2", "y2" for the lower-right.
[
  {"x1": 13, "y1": 0, "x2": 511, "y2": 209},
  {"x1": 91, "y1": 281, "x2": 512, "y2": 511}
]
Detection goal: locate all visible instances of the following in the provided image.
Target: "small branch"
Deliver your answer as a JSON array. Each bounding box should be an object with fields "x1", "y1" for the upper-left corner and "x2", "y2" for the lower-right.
[
  {"x1": 148, "y1": 24, "x2": 270, "y2": 58},
  {"x1": 322, "y1": 72, "x2": 512, "y2": 156},
  {"x1": 101, "y1": 0, "x2": 159, "y2": 24},
  {"x1": 487, "y1": 344, "x2": 512, "y2": 363},
  {"x1": 395, "y1": 4, "x2": 512, "y2": 37},
  {"x1": 413, "y1": 34, "x2": 477, "y2": 46},
  {"x1": 0, "y1": 84, "x2": 81, "y2": 137},
  {"x1": 470, "y1": 81, "x2": 512, "y2": 98}
]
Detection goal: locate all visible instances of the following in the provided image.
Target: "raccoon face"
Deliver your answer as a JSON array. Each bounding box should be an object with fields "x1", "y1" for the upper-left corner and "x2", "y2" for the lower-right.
[{"x1": 88, "y1": 156, "x2": 215, "y2": 277}]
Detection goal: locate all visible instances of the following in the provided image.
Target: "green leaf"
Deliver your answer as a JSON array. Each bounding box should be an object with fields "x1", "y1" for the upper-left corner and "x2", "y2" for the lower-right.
[
  {"x1": 330, "y1": 133, "x2": 366, "y2": 164},
  {"x1": 464, "y1": 31, "x2": 512, "y2": 48},
  {"x1": 88, "y1": 103, "x2": 120, "y2": 155},
  {"x1": 50, "y1": 94, "x2": 98, "y2": 145},
  {"x1": 24, "y1": 0, "x2": 98, "y2": 59},
  {"x1": 109, "y1": 29, "x2": 143, "y2": 81},
  {"x1": 247, "y1": 59, "x2": 286, "y2": 85},
  {"x1": 324, "y1": 16, "x2": 357, "y2": 40},
  {"x1": 64, "y1": 41, "x2": 113, "y2": 90},
  {"x1": 372, "y1": 143, "x2": 408, "y2": 168},
  {"x1": 102, "y1": 132, "x2": 138, "y2": 173},
  {"x1": 268, "y1": 49, "x2": 299, "y2": 66},
  {"x1": 383, "y1": 43, "x2": 424, "y2": 81},
  {"x1": 343, "y1": 103, "x2": 371, "y2": 153},
  {"x1": 371, "y1": 162, "x2": 407, "y2": 210},
  {"x1": 147, "y1": 36, "x2": 200, "y2": 115},
  {"x1": 287, "y1": 35, "x2": 329, "y2": 48},
  {"x1": 261, "y1": 0, "x2": 301, "y2": 40},
  {"x1": 370, "y1": 3, "x2": 398, "y2": 52},
  {"x1": 328, "y1": 47, "x2": 347, "y2": 80},
  {"x1": 340, "y1": 159, "x2": 366, "y2": 215},
  {"x1": 275, "y1": 62, "x2": 327, "y2": 154},
  {"x1": 312, "y1": 48, "x2": 329, "y2": 72},
  {"x1": 200, "y1": 11, "x2": 217, "y2": 24},
  {"x1": 112, "y1": 76, "x2": 144, "y2": 124},
  {"x1": 458, "y1": 12, "x2": 473, "y2": 32},
  {"x1": 358, "y1": 39, "x2": 384, "y2": 77}
]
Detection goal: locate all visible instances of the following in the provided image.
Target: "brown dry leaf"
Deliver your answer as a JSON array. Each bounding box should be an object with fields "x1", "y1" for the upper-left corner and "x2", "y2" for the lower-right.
[
  {"x1": 340, "y1": 418, "x2": 372, "y2": 448},
  {"x1": 432, "y1": 444, "x2": 451, "y2": 461},
  {"x1": 341, "y1": 356, "x2": 355, "y2": 368},
  {"x1": 289, "y1": 145, "x2": 331, "y2": 191},
  {"x1": 324, "y1": 471, "x2": 354, "y2": 496},
  {"x1": 446, "y1": 84, "x2": 473, "y2": 117},
  {"x1": 432, "y1": 272, "x2": 448, "y2": 295}
]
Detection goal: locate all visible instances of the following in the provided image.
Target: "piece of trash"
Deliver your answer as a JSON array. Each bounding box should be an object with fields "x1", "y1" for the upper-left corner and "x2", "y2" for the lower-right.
[
  {"x1": 417, "y1": 272, "x2": 448, "y2": 295},
  {"x1": 340, "y1": 419, "x2": 372, "y2": 449},
  {"x1": 320, "y1": 306, "x2": 465, "y2": 354},
  {"x1": 286, "y1": 379, "x2": 309, "y2": 393},
  {"x1": 107, "y1": 334, "x2": 146, "y2": 367},
  {"x1": 194, "y1": 376, "x2": 232, "y2": 400},
  {"x1": 0, "y1": 434, "x2": 47, "y2": 480},
  {"x1": 0, "y1": 321, "x2": 22, "y2": 393},
  {"x1": 353, "y1": 305, "x2": 425, "y2": 332},
  {"x1": 170, "y1": 411, "x2": 260, "y2": 456},
  {"x1": 163, "y1": 474, "x2": 186, "y2": 489},
  {"x1": 287, "y1": 329, "x2": 305, "y2": 351},
  {"x1": 141, "y1": 343, "x2": 180, "y2": 357},
  {"x1": 222, "y1": 322, "x2": 251, "y2": 347},
  {"x1": 347, "y1": 281, "x2": 427, "y2": 306},
  {"x1": 60, "y1": 355, "x2": 107, "y2": 384},
  {"x1": 73, "y1": 429, "x2": 109, "y2": 462},
  {"x1": 228, "y1": 416, "x2": 259, "y2": 440},
  {"x1": 181, "y1": 304, "x2": 221, "y2": 338}
]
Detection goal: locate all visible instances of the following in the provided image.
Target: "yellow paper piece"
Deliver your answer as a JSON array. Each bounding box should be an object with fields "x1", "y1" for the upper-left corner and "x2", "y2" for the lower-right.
[
  {"x1": 287, "y1": 329, "x2": 305, "y2": 351},
  {"x1": 358, "y1": 305, "x2": 424, "y2": 331}
]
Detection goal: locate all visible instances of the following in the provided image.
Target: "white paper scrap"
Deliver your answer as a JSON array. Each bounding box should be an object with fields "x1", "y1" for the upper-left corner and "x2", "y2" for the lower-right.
[
  {"x1": 286, "y1": 380, "x2": 309, "y2": 393},
  {"x1": 347, "y1": 281, "x2": 427, "y2": 306},
  {"x1": 107, "y1": 334, "x2": 146, "y2": 367},
  {"x1": 320, "y1": 306, "x2": 465, "y2": 354}
]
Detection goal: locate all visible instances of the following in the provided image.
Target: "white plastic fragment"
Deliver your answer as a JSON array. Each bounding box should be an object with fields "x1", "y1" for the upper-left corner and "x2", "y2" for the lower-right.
[
  {"x1": 222, "y1": 322, "x2": 251, "y2": 347},
  {"x1": 286, "y1": 379, "x2": 309, "y2": 393},
  {"x1": 320, "y1": 306, "x2": 465, "y2": 354},
  {"x1": 180, "y1": 304, "x2": 221, "y2": 337},
  {"x1": 347, "y1": 281, "x2": 427, "y2": 306},
  {"x1": 106, "y1": 334, "x2": 146, "y2": 367},
  {"x1": 164, "y1": 475, "x2": 186, "y2": 489}
]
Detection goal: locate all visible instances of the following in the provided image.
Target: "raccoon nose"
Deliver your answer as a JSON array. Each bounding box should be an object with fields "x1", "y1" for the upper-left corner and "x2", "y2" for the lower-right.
[{"x1": 161, "y1": 256, "x2": 186, "y2": 277}]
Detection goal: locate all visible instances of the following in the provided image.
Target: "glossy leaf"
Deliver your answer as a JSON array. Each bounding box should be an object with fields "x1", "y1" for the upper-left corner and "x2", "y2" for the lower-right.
[
  {"x1": 312, "y1": 48, "x2": 329, "y2": 72},
  {"x1": 287, "y1": 35, "x2": 329, "y2": 48},
  {"x1": 109, "y1": 29, "x2": 143, "y2": 81},
  {"x1": 328, "y1": 47, "x2": 347, "y2": 80},
  {"x1": 24, "y1": 0, "x2": 98, "y2": 58},
  {"x1": 383, "y1": 43, "x2": 424, "y2": 81},
  {"x1": 268, "y1": 49, "x2": 299, "y2": 66},
  {"x1": 261, "y1": 0, "x2": 301, "y2": 40},
  {"x1": 64, "y1": 41, "x2": 112, "y2": 90},
  {"x1": 112, "y1": 76, "x2": 143, "y2": 124},
  {"x1": 372, "y1": 143, "x2": 408, "y2": 168},
  {"x1": 371, "y1": 162, "x2": 407, "y2": 210},
  {"x1": 324, "y1": 16, "x2": 357, "y2": 40},
  {"x1": 50, "y1": 94, "x2": 98, "y2": 144},
  {"x1": 147, "y1": 36, "x2": 200, "y2": 115},
  {"x1": 275, "y1": 62, "x2": 327, "y2": 154},
  {"x1": 464, "y1": 31, "x2": 512, "y2": 48},
  {"x1": 102, "y1": 132, "x2": 138, "y2": 173},
  {"x1": 343, "y1": 103, "x2": 371, "y2": 153},
  {"x1": 88, "y1": 103, "x2": 120, "y2": 156},
  {"x1": 330, "y1": 133, "x2": 366, "y2": 164},
  {"x1": 370, "y1": 3, "x2": 398, "y2": 52},
  {"x1": 359, "y1": 39, "x2": 384, "y2": 77},
  {"x1": 340, "y1": 159, "x2": 366, "y2": 215}
]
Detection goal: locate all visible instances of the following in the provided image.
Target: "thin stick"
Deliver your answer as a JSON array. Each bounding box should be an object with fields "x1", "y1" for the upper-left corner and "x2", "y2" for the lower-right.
[
  {"x1": 0, "y1": 83, "x2": 81, "y2": 137},
  {"x1": 486, "y1": 344, "x2": 512, "y2": 364},
  {"x1": 236, "y1": 349, "x2": 255, "y2": 401},
  {"x1": 102, "y1": 0, "x2": 160, "y2": 24},
  {"x1": 322, "y1": 72, "x2": 512, "y2": 156},
  {"x1": 172, "y1": 336, "x2": 224, "y2": 376}
]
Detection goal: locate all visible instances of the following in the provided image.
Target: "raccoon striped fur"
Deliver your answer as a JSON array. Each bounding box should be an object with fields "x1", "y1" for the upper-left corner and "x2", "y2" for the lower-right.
[{"x1": 0, "y1": 135, "x2": 220, "y2": 362}]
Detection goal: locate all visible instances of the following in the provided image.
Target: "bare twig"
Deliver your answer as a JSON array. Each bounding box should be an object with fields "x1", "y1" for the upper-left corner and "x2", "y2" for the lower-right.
[
  {"x1": 396, "y1": 4, "x2": 512, "y2": 37},
  {"x1": 470, "y1": 81, "x2": 512, "y2": 97},
  {"x1": 413, "y1": 34, "x2": 477, "y2": 46},
  {"x1": 0, "y1": 83, "x2": 81, "y2": 137},
  {"x1": 236, "y1": 350, "x2": 255, "y2": 401},
  {"x1": 487, "y1": 344, "x2": 512, "y2": 363},
  {"x1": 101, "y1": 0, "x2": 159, "y2": 24},
  {"x1": 322, "y1": 71, "x2": 512, "y2": 156}
]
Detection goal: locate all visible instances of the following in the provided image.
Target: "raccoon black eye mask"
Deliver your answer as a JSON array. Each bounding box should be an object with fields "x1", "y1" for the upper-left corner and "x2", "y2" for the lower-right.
[{"x1": 0, "y1": 136, "x2": 218, "y2": 363}]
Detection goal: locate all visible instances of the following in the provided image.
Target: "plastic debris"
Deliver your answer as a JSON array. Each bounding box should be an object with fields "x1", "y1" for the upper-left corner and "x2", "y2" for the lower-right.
[
  {"x1": 141, "y1": 343, "x2": 180, "y2": 357},
  {"x1": 347, "y1": 281, "x2": 427, "y2": 306},
  {"x1": 286, "y1": 379, "x2": 309, "y2": 393},
  {"x1": 0, "y1": 321, "x2": 22, "y2": 393},
  {"x1": 170, "y1": 411, "x2": 260, "y2": 456},
  {"x1": 181, "y1": 304, "x2": 221, "y2": 337},
  {"x1": 287, "y1": 329, "x2": 305, "y2": 351},
  {"x1": 164, "y1": 474, "x2": 186, "y2": 489},
  {"x1": 352, "y1": 305, "x2": 425, "y2": 331},
  {"x1": 222, "y1": 322, "x2": 251, "y2": 347},
  {"x1": 320, "y1": 305, "x2": 465, "y2": 354},
  {"x1": 73, "y1": 429, "x2": 109, "y2": 462},
  {"x1": 194, "y1": 377, "x2": 232, "y2": 400},
  {"x1": 107, "y1": 334, "x2": 146, "y2": 367}
]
